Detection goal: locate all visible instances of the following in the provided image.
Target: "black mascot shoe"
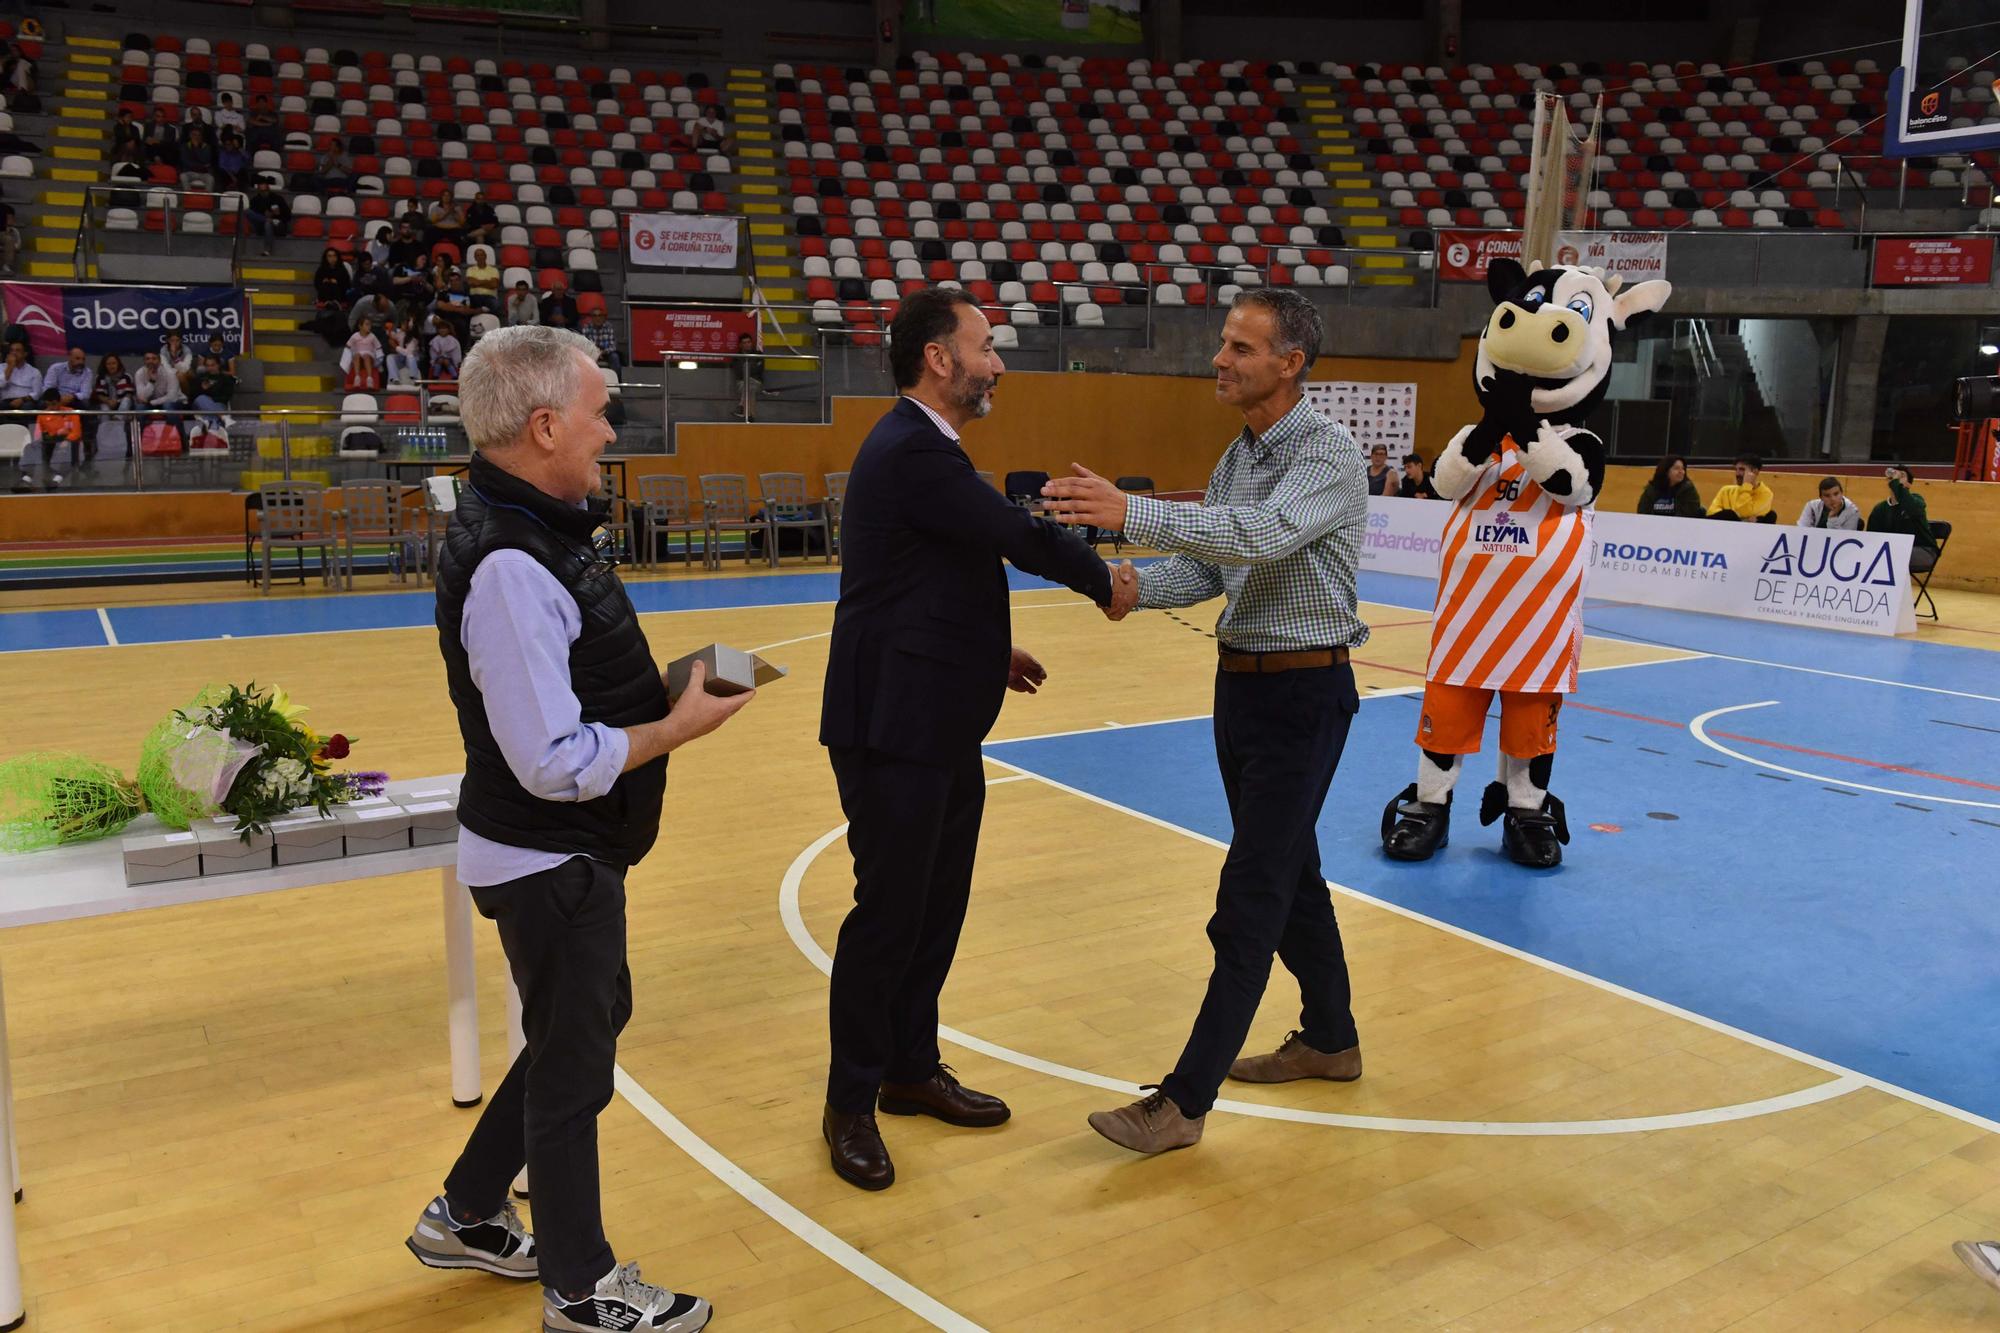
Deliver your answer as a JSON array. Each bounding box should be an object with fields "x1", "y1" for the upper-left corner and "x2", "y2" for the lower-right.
[
  {"x1": 1479, "y1": 784, "x2": 1570, "y2": 868},
  {"x1": 1382, "y1": 782, "x2": 1451, "y2": 861}
]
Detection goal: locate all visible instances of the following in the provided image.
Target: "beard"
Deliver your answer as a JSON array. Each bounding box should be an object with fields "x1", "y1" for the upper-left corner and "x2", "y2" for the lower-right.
[{"x1": 947, "y1": 356, "x2": 997, "y2": 418}]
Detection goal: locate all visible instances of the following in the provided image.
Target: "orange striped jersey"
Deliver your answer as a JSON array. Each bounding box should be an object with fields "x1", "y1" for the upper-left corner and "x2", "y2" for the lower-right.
[{"x1": 1425, "y1": 436, "x2": 1591, "y2": 694}]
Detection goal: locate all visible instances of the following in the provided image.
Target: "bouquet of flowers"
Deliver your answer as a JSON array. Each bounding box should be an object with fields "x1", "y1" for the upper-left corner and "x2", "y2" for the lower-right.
[{"x1": 0, "y1": 683, "x2": 384, "y2": 852}]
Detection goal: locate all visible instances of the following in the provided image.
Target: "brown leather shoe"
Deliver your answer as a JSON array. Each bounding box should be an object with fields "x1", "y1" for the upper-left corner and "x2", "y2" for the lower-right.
[
  {"x1": 823, "y1": 1105, "x2": 894, "y2": 1191},
  {"x1": 1086, "y1": 1086, "x2": 1204, "y2": 1155},
  {"x1": 1228, "y1": 1030, "x2": 1361, "y2": 1084},
  {"x1": 878, "y1": 1064, "x2": 1010, "y2": 1128}
]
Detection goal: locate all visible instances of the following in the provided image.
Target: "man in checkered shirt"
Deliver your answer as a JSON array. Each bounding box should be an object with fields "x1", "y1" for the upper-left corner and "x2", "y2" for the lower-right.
[{"x1": 1042, "y1": 288, "x2": 1372, "y2": 1156}]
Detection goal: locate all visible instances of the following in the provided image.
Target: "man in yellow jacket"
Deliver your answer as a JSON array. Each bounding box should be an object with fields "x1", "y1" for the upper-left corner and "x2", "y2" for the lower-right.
[{"x1": 1706, "y1": 454, "x2": 1775, "y2": 522}]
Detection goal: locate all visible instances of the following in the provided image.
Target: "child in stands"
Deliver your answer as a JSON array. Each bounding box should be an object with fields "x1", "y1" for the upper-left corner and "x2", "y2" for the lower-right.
[{"x1": 345, "y1": 316, "x2": 383, "y2": 391}]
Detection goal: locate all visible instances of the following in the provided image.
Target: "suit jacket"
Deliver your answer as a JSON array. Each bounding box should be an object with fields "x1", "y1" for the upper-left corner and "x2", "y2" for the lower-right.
[{"x1": 821, "y1": 397, "x2": 1113, "y2": 766}]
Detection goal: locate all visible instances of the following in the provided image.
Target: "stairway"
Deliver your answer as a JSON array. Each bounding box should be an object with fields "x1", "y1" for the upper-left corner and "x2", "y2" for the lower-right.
[
  {"x1": 1292, "y1": 78, "x2": 1416, "y2": 288},
  {"x1": 727, "y1": 65, "x2": 815, "y2": 376},
  {"x1": 20, "y1": 33, "x2": 121, "y2": 280}
]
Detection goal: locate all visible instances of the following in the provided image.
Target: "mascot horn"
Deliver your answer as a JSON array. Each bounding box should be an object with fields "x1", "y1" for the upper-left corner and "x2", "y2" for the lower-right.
[{"x1": 1382, "y1": 257, "x2": 1670, "y2": 868}]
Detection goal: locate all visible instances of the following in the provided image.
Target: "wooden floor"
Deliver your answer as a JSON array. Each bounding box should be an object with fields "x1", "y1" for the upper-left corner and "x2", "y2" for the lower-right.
[{"x1": 3, "y1": 568, "x2": 2000, "y2": 1331}]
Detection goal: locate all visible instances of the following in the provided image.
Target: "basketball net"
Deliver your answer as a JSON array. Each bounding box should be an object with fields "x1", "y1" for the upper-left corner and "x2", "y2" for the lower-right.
[{"x1": 1520, "y1": 91, "x2": 1600, "y2": 266}]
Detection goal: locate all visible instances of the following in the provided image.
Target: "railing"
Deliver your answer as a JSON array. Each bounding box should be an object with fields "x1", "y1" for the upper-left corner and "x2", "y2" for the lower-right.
[{"x1": 77, "y1": 183, "x2": 259, "y2": 281}]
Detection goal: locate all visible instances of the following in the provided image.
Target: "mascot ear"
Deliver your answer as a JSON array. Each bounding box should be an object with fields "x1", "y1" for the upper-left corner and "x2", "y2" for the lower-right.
[
  {"x1": 1610, "y1": 279, "x2": 1672, "y2": 329},
  {"x1": 1486, "y1": 256, "x2": 1526, "y2": 305}
]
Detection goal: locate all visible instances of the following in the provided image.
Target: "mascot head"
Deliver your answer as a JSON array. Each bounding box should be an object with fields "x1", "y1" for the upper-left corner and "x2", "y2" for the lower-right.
[{"x1": 1475, "y1": 258, "x2": 1671, "y2": 429}]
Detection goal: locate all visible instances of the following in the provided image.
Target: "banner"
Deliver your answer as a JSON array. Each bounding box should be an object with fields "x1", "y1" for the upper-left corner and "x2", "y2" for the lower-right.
[
  {"x1": 626, "y1": 213, "x2": 740, "y2": 270},
  {"x1": 903, "y1": 0, "x2": 1140, "y2": 43},
  {"x1": 630, "y1": 306, "x2": 757, "y2": 364},
  {"x1": 1554, "y1": 230, "x2": 1669, "y2": 281},
  {"x1": 1306, "y1": 380, "x2": 1418, "y2": 457},
  {"x1": 1, "y1": 282, "x2": 247, "y2": 360},
  {"x1": 1870, "y1": 235, "x2": 1995, "y2": 287},
  {"x1": 1358, "y1": 498, "x2": 1915, "y2": 636},
  {"x1": 1438, "y1": 230, "x2": 1521, "y2": 282}
]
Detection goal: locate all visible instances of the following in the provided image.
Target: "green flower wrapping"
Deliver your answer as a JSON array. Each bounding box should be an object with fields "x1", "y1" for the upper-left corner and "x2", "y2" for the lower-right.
[{"x1": 0, "y1": 753, "x2": 146, "y2": 853}]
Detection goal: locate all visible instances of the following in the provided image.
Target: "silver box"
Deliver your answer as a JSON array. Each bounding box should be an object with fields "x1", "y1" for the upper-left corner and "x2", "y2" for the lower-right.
[
  {"x1": 194, "y1": 818, "x2": 275, "y2": 876},
  {"x1": 269, "y1": 810, "x2": 347, "y2": 866},
  {"x1": 121, "y1": 830, "x2": 203, "y2": 886},
  {"x1": 396, "y1": 797, "x2": 459, "y2": 848},
  {"x1": 336, "y1": 803, "x2": 414, "y2": 856},
  {"x1": 664, "y1": 643, "x2": 787, "y2": 704}
]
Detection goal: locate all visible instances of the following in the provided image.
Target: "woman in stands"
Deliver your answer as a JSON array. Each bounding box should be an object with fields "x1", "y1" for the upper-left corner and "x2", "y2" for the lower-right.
[
  {"x1": 367, "y1": 224, "x2": 394, "y2": 270},
  {"x1": 384, "y1": 315, "x2": 420, "y2": 387},
  {"x1": 345, "y1": 315, "x2": 383, "y2": 392},
  {"x1": 314, "y1": 248, "x2": 352, "y2": 308},
  {"x1": 1637, "y1": 454, "x2": 1703, "y2": 518},
  {"x1": 92, "y1": 354, "x2": 136, "y2": 460},
  {"x1": 161, "y1": 332, "x2": 194, "y2": 395}
]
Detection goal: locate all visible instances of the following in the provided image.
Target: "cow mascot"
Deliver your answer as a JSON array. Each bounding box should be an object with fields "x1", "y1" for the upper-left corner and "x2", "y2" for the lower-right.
[{"x1": 1382, "y1": 257, "x2": 1670, "y2": 867}]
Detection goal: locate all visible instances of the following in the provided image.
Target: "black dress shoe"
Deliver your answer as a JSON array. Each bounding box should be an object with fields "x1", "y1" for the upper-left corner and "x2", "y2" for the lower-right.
[
  {"x1": 823, "y1": 1105, "x2": 894, "y2": 1191},
  {"x1": 1382, "y1": 782, "x2": 1450, "y2": 861},
  {"x1": 879, "y1": 1064, "x2": 1010, "y2": 1128}
]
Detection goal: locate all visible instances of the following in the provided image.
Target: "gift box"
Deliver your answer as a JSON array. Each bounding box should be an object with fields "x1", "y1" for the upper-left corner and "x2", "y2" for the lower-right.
[
  {"x1": 194, "y1": 817, "x2": 275, "y2": 875},
  {"x1": 396, "y1": 797, "x2": 459, "y2": 847},
  {"x1": 270, "y1": 810, "x2": 348, "y2": 866},
  {"x1": 664, "y1": 643, "x2": 787, "y2": 704},
  {"x1": 390, "y1": 778, "x2": 461, "y2": 807},
  {"x1": 335, "y1": 802, "x2": 413, "y2": 856},
  {"x1": 122, "y1": 829, "x2": 203, "y2": 886}
]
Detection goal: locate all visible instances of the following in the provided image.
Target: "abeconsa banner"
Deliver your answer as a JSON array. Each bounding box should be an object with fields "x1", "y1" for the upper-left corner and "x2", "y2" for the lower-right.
[{"x1": 0, "y1": 282, "x2": 247, "y2": 360}]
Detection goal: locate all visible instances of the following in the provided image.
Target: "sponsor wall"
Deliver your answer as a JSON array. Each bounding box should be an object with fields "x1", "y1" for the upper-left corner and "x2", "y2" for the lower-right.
[
  {"x1": 1869, "y1": 235, "x2": 1995, "y2": 287},
  {"x1": 629, "y1": 306, "x2": 757, "y2": 364},
  {"x1": 1305, "y1": 380, "x2": 1418, "y2": 457},
  {"x1": 1360, "y1": 496, "x2": 1915, "y2": 635},
  {"x1": 0, "y1": 282, "x2": 247, "y2": 359},
  {"x1": 1439, "y1": 229, "x2": 1669, "y2": 283},
  {"x1": 625, "y1": 213, "x2": 740, "y2": 270}
]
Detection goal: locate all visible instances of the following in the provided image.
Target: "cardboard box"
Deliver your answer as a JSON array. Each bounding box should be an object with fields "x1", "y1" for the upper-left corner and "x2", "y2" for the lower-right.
[
  {"x1": 664, "y1": 643, "x2": 787, "y2": 704},
  {"x1": 194, "y1": 817, "x2": 275, "y2": 875},
  {"x1": 390, "y1": 778, "x2": 461, "y2": 807},
  {"x1": 336, "y1": 802, "x2": 413, "y2": 856},
  {"x1": 397, "y1": 798, "x2": 460, "y2": 847},
  {"x1": 122, "y1": 830, "x2": 203, "y2": 886},
  {"x1": 269, "y1": 810, "x2": 348, "y2": 866}
]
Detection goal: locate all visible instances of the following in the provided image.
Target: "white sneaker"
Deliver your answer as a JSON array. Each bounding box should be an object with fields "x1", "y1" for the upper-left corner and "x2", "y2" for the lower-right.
[
  {"x1": 543, "y1": 1260, "x2": 711, "y2": 1332},
  {"x1": 405, "y1": 1194, "x2": 538, "y2": 1279}
]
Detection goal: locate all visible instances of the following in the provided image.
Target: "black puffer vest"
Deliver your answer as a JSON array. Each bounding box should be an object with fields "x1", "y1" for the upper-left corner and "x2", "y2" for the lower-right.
[{"x1": 435, "y1": 454, "x2": 669, "y2": 868}]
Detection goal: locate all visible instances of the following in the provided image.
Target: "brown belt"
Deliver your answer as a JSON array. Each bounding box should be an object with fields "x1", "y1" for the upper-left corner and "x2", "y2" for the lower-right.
[{"x1": 1218, "y1": 646, "x2": 1350, "y2": 673}]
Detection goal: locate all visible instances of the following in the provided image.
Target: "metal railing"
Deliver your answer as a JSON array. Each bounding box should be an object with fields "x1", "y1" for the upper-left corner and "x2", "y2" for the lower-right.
[{"x1": 76, "y1": 183, "x2": 258, "y2": 281}]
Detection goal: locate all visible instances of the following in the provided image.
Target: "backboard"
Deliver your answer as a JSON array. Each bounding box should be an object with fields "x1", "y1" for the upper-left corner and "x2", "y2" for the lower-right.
[{"x1": 1883, "y1": 0, "x2": 2000, "y2": 157}]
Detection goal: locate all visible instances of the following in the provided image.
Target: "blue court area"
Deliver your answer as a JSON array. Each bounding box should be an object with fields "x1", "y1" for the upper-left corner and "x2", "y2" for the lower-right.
[{"x1": 986, "y1": 594, "x2": 2000, "y2": 1125}]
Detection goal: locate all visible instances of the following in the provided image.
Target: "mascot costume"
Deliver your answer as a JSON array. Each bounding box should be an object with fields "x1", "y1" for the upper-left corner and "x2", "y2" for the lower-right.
[{"x1": 1383, "y1": 256, "x2": 1670, "y2": 867}]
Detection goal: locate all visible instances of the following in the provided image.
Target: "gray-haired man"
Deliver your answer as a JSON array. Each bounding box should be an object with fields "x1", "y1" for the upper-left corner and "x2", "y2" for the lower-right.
[
  {"x1": 1042, "y1": 289, "x2": 1371, "y2": 1155},
  {"x1": 407, "y1": 325, "x2": 743, "y2": 1332}
]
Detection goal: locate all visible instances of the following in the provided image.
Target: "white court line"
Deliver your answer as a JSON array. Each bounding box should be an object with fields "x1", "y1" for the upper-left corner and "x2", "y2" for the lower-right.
[
  {"x1": 1689, "y1": 700, "x2": 2000, "y2": 811},
  {"x1": 779, "y1": 803, "x2": 1865, "y2": 1137},
  {"x1": 612, "y1": 1067, "x2": 986, "y2": 1333},
  {"x1": 1644, "y1": 647, "x2": 2000, "y2": 705},
  {"x1": 964, "y1": 758, "x2": 2000, "y2": 1138},
  {"x1": 95, "y1": 608, "x2": 117, "y2": 646}
]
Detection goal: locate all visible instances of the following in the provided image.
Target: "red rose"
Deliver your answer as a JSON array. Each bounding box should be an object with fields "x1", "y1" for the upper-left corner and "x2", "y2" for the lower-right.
[{"x1": 318, "y1": 734, "x2": 351, "y2": 760}]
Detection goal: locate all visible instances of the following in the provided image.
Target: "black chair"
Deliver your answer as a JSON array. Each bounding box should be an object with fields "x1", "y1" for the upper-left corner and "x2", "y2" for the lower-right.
[
  {"x1": 1003, "y1": 470, "x2": 1049, "y2": 509},
  {"x1": 1093, "y1": 476, "x2": 1155, "y2": 552},
  {"x1": 1913, "y1": 520, "x2": 1951, "y2": 621}
]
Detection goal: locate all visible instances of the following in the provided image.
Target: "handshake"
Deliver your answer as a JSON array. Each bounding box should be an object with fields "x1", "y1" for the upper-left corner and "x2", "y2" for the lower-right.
[{"x1": 1103, "y1": 559, "x2": 1138, "y2": 622}]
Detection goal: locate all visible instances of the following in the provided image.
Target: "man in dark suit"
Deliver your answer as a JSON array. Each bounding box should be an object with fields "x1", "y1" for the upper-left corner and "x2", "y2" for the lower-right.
[{"x1": 818, "y1": 287, "x2": 1129, "y2": 1191}]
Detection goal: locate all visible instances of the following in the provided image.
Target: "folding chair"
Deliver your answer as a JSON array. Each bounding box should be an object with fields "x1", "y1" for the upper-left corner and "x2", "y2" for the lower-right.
[{"x1": 1912, "y1": 520, "x2": 1950, "y2": 621}]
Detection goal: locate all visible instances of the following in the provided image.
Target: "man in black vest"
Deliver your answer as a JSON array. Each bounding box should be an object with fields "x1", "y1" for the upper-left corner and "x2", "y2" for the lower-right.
[
  {"x1": 411, "y1": 325, "x2": 746, "y2": 1333},
  {"x1": 818, "y1": 287, "x2": 1130, "y2": 1190}
]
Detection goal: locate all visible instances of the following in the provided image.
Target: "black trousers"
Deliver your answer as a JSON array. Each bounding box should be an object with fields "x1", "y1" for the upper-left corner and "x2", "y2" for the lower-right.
[
  {"x1": 825, "y1": 745, "x2": 985, "y2": 1113},
  {"x1": 1159, "y1": 663, "x2": 1361, "y2": 1118},
  {"x1": 444, "y1": 856, "x2": 631, "y2": 1294}
]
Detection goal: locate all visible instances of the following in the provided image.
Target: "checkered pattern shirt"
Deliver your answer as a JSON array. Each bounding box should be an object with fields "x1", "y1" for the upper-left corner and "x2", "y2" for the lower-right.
[{"x1": 1123, "y1": 394, "x2": 1371, "y2": 653}]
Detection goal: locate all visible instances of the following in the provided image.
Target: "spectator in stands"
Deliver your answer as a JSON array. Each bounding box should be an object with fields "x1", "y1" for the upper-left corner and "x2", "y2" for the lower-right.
[
  {"x1": 246, "y1": 178, "x2": 289, "y2": 254},
  {"x1": 314, "y1": 247, "x2": 352, "y2": 306},
  {"x1": 31, "y1": 387, "x2": 80, "y2": 487},
  {"x1": 1365, "y1": 442, "x2": 1391, "y2": 496},
  {"x1": 0, "y1": 196, "x2": 15, "y2": 276},
  {"x1": 178, "y1": 125, "x2": 217, "y2": 192},
  {"x1": 385, "y1": 315, "x2": 420, "y2": 386},
  {"x1": 182, "y1": 104, "x2": 212, "y2": 136},
  {"x1": 1706, "y1": 454, "x2": 1775, "y2": 522},
  {"x1": 143, "y1": 107, "x2": 180, "y2": 169},
  {"x1": 423, "y1": 251, "x2": 454, "y2": 299},
  {"x1": 1399, "y1": 452, "x2": 1440, "y2": 499},
  {"x1": 1797, "y1": 476, "x2": 1862, "y2": 530},
  {"x1": 345, "y1": 316, "x2": 382, "y2": 391},
  {"x1": 1638, "y1": 454, "x2": 1703, "y2": 517},
  {"x1": 161, "y1": 331, "x2": 194, "y2": 394},
  {"x1": 349, "y1": 290, "x2": 393, "y2": 333},
  {"x1": 366, "y1": 224, "x2": 394, "y2": 269},
  {"x1": 434, "y1": 271, "x2": 474, "y2": 337},
  {"x1": 462, "y1": 190, "x2": 498, "y2": 249},
  {"x1": 40, "y1": 346, "x2": 93, "y2": 408},
  {"x1": 427, "y1": 322, "x2": 463, "y2": 382},
  {"x1": 0, "y1": 341, "x2": 40, "y2": 416},
  {"x1": 353, "y1": 253, "x2": 393, "y2": 303},
  {"x1": 539, "y1": 277, "x2": 579, "y2": 329},
  {"x1": 134, "y1": 350, "x2": 183, "y2": 430},
  {"x1": 93, "y1": 353, "x2": 135, "y2": 459},
  {"x1": 730, "y1": 332, "x2": 759, "y2": 419},
  {"x1": 1868, "y1": 465, "x2": 1939, "y2": 572},
  {"x1": 189, "y1": 353, "x2": 236, "y2": 431},
  {"x1": 246, "y1": 94, "x2": 281, "y2": 153},
  {"x1": 426, "y1": 194, "x2": 467, "y2": 250},
  {"x1": 213, "y1": 92, "x2": 245, "y2": 138},
  {"x1": 584, "y1": 307, "x2": 620, "y2": 371},
  {"x1": 504, "y1": 279, "x2": 539, "y2": 326},
  {"x1": 111, "y1": 106, "x2": 142, "y2": 155},
  {"x1": 388, "y1": 217, "x2": 428, "y2": 272},
  {"x1": 204, "y1": 332, "x2": 238, "y2": 379},
  {"x1": 1, "y1": 41, "x2": 37, "y2": 107},
  {"x1": 316, "y1": 137, "x2": 357, "y2": 195},
  {"x1": 108, "y1": 138, "x2": 145, "y2": 184},
  {"x1": 692, "y1": 106, "x2": 730, "y2": 154},
  {"x1": 464, "y1": 246, "x2": 501, "y2": 313},
  {"x1": 215, "y1": 131, "x2": 249, "y2": 192},
  {"x1": 390, "y1": 259, "x2": 432, "y2": 317}
]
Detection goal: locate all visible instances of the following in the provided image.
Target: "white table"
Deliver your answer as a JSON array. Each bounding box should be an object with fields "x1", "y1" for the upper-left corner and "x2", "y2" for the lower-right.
[{"x1": 0, "y1": 778, "x2": 508, "y2": 1330}]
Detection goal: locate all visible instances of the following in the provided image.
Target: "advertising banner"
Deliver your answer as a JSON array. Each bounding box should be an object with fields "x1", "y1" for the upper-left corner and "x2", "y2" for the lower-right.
[
  {"x1": 1438, "y1": 229, "x2": 1521, "y2": 282},
  {"x1": 1, "y1": 282, "x2": 247, "y2": 360},
  {"x1": 1870, "y1": 235, "x2": 1995, "y2": 287},
  {"x1": 1554, "y1": 230, "x2": 1669, "y2": 281},
  {"x1": 630, "y1": 306, "x2": 757, "y2": 364},
  {"x1": 1357, "y1": 499, "x2": 1915, "y2": 636},
  {"x1": 626, "y1": 213, "x2": 741, "y2": 270}
]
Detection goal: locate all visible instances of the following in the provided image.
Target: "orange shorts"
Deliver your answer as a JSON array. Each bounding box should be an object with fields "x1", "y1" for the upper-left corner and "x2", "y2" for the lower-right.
[{"x1": 1415, "y1": 682, "x2": 1562, "y2": 758}]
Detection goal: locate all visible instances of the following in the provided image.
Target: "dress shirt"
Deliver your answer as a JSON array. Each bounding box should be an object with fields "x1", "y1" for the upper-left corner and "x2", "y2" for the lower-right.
[
  {"x1": 40, "y1": 361, "x2": 94, "y2": 403},
  {"x1": 0, "y1": 362, "x2": 41, "y2": 401},
  {"x1": 133, "y1": 364, "x2": 183, "y2": 407},
  {"x1": 902, "y1": 394, "x2": 958, "y2": 440}
]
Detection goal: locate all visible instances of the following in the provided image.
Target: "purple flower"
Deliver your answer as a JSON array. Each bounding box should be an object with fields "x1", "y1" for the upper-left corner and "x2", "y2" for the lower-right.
[{"x1": 345, "y1": 771, "x2": 390, "y2": 797}]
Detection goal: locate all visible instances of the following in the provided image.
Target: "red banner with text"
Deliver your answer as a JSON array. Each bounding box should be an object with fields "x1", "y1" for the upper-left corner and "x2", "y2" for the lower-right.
[
  {"x1": 630, "y1": 307, "x2": 759, "y2": 364},
  {"x1": 1438, "y1": 229, "x2": 1522, "y2": 282},
  {"x1": 1871, "y1": 235, "x2": 1995, "y2": 287}
]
